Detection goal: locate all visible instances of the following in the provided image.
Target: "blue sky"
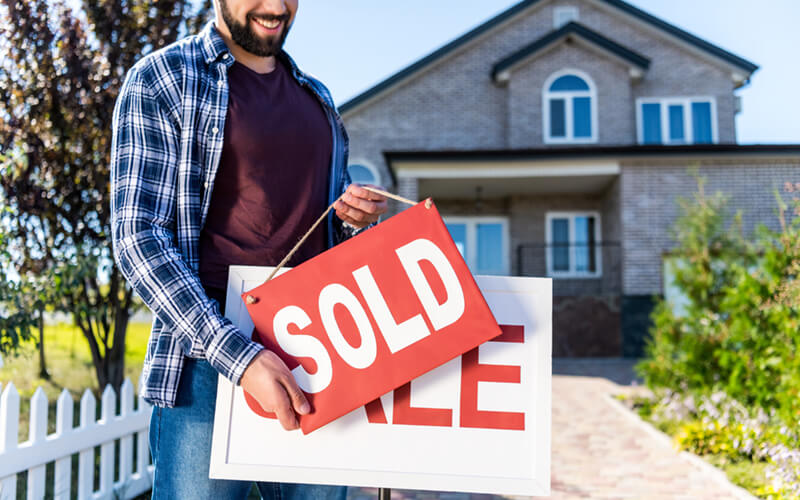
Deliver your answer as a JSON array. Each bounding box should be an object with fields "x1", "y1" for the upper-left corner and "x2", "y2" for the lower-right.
[{"x1": 283, "y1": 0, "x2": 800, "y2": 144}]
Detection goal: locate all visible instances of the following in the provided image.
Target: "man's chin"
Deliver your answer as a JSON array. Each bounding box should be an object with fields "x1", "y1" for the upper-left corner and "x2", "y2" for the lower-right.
[{"x1": 243, "y1": 31, "x2": 286, "y2": 56}]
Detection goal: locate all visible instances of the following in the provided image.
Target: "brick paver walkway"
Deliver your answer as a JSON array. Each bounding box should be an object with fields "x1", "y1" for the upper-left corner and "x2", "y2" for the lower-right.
[{"x1": 347, "y1": 359, "x2": 751, "y2": 500}]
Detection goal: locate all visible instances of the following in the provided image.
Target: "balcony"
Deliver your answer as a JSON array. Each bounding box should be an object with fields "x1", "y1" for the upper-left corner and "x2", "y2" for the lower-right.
[{"x1": 516, "y1": 242, "x2": 622, "y2": 296}]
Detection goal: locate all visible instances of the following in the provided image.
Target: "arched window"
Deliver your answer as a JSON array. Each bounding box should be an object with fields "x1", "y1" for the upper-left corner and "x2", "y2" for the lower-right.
[
  {"x1": 543, "y1": 70, "x2": 597, "y2": 143},
  {"x1": 347, "y1": 163, "x2": 379, "y2": 186}
]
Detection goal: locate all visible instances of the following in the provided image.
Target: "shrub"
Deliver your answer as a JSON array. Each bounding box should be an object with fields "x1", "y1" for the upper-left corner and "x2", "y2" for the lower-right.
[{"x1": 637, "y1": 175, "x2": 800, "y2": 420}]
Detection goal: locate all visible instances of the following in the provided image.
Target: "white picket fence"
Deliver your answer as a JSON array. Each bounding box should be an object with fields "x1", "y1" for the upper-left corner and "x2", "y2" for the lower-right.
[{"x1": 0, "y1": 380, "x2": 153, "y2": 500}]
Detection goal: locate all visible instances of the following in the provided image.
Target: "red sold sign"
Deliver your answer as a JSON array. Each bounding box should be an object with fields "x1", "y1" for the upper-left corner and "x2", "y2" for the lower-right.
[{"x1": 241, "y1": 201, "x2": 502, "y2": 434}]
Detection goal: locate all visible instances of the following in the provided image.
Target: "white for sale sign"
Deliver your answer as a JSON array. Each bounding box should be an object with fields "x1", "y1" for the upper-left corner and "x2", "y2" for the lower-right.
[{"x1": 210, "y1": 266, "x2": 551, "y2": 496}]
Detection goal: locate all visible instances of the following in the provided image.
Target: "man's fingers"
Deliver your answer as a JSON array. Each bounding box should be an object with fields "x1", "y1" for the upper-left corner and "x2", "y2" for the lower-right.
[
  {"x1": 342, "y1": 192, "x2": 380, "y2": 214},
  {"x1": 336, "y1": 210, "x2": 361, "y2": 227},
  {"x1": 335, "y1": 200, "x2": 369, "y2": 224},
  {"x1": 272, "y1": 387, "x2": 298, "y2": 430},
  {"x1": 281, "y1": 376, "x2": 311, "y2": 415},
  {"x1": 348, "y1": 183, "x2": 386, "y2": 201},
  {"x1": 335, "y1": 184, "x2": 389, "y2": 230}
]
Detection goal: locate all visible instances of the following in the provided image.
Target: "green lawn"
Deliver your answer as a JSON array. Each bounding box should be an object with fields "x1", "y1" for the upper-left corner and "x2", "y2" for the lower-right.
[
  {"x1": 0, "y1": 322, "x2": 153, "y2": 499},
  {"x1": 0, "y1": 322, "x2": 151, "y2": 438}
]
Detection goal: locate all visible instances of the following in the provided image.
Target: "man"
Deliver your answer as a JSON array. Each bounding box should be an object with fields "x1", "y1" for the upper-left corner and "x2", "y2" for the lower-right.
[{"x1": 110, "y1": 0, "x2": 387, "y2": 498}]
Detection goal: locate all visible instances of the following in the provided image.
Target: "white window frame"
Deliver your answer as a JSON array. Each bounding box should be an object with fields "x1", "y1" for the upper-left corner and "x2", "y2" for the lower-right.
[
  {"x1": 545, "y1": 211, "x2": 602, "y2": 278},
  {"x1": 543, "y1": 69, "x2": 598, "y2": 145},
  {"x1": 635, "y1": 97, "x2": 718, "y2": 145},
  {"x1": 554, "y1": 6, "x2": 579, "y2": 28},
  {"x1": 347, "y1": 160, "x2": 381, "y2": 186},
  {"x1": 443, "y1": 216, "x2": 510, "y2": 276}
]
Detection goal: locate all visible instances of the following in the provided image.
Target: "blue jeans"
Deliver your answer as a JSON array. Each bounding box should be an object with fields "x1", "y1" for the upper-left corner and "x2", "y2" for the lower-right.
[{"x1": 149, "y1": 357, "x2": 348, "y2": 500}]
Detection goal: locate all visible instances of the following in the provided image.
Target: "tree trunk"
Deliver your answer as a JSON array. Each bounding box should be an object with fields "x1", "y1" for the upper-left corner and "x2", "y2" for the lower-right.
[
  {"x1": 37, "y1": 307, "x2": 49, "y2": 380},
  {"x1": 108, "y1": 301, "x2": 130, "y2": 392},
  {"x1": 76, "y1": 279, "x2": 132, "y2": 394}
]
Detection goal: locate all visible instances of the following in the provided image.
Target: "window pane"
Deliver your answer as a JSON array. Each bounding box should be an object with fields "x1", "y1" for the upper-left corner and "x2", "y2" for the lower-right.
[
  {"x1": 348, "y1": 164, "x2": 377, "y2": 185},
  {"x1": 551, "y1": 218, "x2": 569, "y2": 272},
  {"x1": 476, "y1": 224, "x2": 504, "y2": 275},
  {"x1": 573, "y1": 97, "x2": 591, "y2": 138},
  {"x1": 574, "y1": 216, "x2": 596, "y2": 273},
  {"x1": 668, "y1": 104, "x2": 684, "y2": 142},
  {"x1": 692, "y1": 101, "x2": 712, "y2": 144},
  {"x1": 550, "y1": 99, "x2": 566, "y2": 138},
  {"x1": 550, "y1": 75, "x2": 590, "y2": 91},
  {"x1": 446, "y1": 223, "x2": 467, "y2": 262},
  {"x1": 642, "y1": 103, "x2": 662, "y2": 144}
]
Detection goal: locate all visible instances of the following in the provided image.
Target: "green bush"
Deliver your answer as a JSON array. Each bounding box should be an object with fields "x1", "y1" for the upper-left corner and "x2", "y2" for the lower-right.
[{"x1": 637, "y1": 174, "x2": 800, "y2": 422}]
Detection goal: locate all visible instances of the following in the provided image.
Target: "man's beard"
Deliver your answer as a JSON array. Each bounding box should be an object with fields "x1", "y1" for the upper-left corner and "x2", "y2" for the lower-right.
[{"x1": 219, "y1": 0, "x2": 291, "y2": 57}]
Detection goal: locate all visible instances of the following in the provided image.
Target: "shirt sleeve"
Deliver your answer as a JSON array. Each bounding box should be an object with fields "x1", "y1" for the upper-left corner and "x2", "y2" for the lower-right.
[{"x1": 110, "y1": 65, "x2": 263, "y2": 385}]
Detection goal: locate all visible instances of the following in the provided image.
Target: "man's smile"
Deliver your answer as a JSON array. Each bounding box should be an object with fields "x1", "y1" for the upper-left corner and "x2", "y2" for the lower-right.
[{"x1": 252, "y1": 17, "x2": 282, "y2": 33}]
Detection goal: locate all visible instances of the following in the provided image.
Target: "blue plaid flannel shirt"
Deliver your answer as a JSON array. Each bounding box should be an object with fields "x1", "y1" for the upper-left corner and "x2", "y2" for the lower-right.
[{"x1": 110, "y1": 22, "x2": 354, "y2": 407}]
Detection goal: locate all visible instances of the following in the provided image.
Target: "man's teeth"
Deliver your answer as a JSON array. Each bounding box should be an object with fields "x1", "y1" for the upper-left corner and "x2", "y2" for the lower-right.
[{"x1": 255, "y1": 18, "x2": 281, "y2": 29}]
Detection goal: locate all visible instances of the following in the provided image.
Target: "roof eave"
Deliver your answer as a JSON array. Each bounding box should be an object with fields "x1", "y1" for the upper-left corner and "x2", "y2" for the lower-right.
[
  {"x1": 491, "y1": 22, "x2": 650, "y2": 83},
  {"x1": 385, "y1": 144, "x2": 800, "y2": 164},
  {"x1": 338, "y1": 0, "x2": 542, "y2": 115},
  {"x1": 340, "y1": 0, "x2": 759, "y2": 115}
]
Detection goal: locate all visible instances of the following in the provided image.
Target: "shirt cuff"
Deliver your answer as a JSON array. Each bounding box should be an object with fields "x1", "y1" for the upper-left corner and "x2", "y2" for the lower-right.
[
  {"x1": 342, "y1": 221, "x2": 375, "y2": 235},
  {"x1": 204, "y1": 323, "x2": 265, "y2": 386}
]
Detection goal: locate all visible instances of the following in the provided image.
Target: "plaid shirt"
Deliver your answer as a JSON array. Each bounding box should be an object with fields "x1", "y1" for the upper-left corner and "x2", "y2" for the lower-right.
[{"x1": 110, "y1": 22, "x2": 353, "y2": 407}]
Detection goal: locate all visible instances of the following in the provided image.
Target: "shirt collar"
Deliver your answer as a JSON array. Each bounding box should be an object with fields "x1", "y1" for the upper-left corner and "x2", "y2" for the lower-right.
[
  {"x1": 199, "y1": 21, "x2": 306, "y2": 82},
  {"x1": 200, "y1": 21, "x2": 231, "y2": 65}
]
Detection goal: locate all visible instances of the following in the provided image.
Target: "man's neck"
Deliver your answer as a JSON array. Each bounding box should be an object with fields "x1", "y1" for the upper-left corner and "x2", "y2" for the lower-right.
[{"x1": 214, "y1": 21, "x2": 278, "y2": 74}]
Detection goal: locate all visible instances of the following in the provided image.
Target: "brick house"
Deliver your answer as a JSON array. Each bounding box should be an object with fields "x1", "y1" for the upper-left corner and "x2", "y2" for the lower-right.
[{"x1": 338, "y1": 0, "x2": 800, "y2": 357}]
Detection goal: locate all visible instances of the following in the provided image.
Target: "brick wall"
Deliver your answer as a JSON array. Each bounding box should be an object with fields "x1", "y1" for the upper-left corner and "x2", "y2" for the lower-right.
[
  {"x1": 621, "y1": 159, "x2": 800, "y2": 295},
  {"x1": 508, "y1": 43, "x2": 634, "y2": 148}
]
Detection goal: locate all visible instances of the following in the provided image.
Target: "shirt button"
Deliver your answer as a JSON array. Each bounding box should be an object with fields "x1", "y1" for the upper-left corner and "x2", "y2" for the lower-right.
[
  {"x1": 204, "y1": 181, "x2": 210, "y2": 189},
  {"x1": 212, "y1": 126, "x2": 219, "y2": 134},
  {"x1": 217, "y1": 79, "x2": 223, "y2": 87},
  {"x1": 222, "y1": 54, "x2": 229, "y2": 59}
]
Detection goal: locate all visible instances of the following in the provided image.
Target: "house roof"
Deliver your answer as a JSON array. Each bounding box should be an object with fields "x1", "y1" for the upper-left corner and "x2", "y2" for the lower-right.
[
  {"x1": 492, "y1": 21, "x2": 650, "y2": 82},
  {"x1": 339, "y1": 0, "x2": 759, "y2": 114},
  {"x1": 385, "y1": 144, "x2": 800, "y2": 164}
]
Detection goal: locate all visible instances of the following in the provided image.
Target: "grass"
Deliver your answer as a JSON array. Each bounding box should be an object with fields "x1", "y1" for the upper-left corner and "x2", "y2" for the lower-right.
[
  {"x1": 0, "y1": 322, "x2": 151, "y2": 439},
  {"x1": 0, "y1": 321, "x2": 153, "y2": 499},
  {"x1": 703, "y1": 455, "x2": 773, "y2": 496}
]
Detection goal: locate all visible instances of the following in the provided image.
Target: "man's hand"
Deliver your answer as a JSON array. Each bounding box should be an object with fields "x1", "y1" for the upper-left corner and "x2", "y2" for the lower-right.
[
  {"x1": 240, "y1": 350, "x2": 310, "y2": 431},
  {"x1": 334, "y1": 184, "x2": 388, "y2": 229}
]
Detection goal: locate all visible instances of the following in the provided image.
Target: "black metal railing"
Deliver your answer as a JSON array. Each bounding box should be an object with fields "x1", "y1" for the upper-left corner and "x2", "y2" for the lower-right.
[{"x1": 516, "y1": 242, "x2": 622, "y2": 295}]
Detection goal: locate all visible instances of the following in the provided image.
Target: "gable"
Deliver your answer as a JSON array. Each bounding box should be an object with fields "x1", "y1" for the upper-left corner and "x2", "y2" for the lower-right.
[
  {"x1": 492, "y1": 21, "x2": 650, "y2": 83},
  {"x1": 339, "y1": 0, "x2": 757, "y2": 116}
]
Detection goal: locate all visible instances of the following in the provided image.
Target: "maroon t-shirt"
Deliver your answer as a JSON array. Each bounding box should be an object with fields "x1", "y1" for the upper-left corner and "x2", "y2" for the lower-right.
[{"x1": 199, "y1": 58, "x2": 332, "y2": 291}]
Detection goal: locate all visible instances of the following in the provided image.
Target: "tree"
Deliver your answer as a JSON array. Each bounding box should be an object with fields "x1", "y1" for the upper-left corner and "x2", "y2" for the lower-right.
[
  {"x1": 0, "y1": 224, "x2": 36, "y2": 359},
  {"x1": 0, "y1": 0, "x2": 212, "y2": 391},
  {"x1": 0, "y1": 268, "x2": 55, "y2": 379}
]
